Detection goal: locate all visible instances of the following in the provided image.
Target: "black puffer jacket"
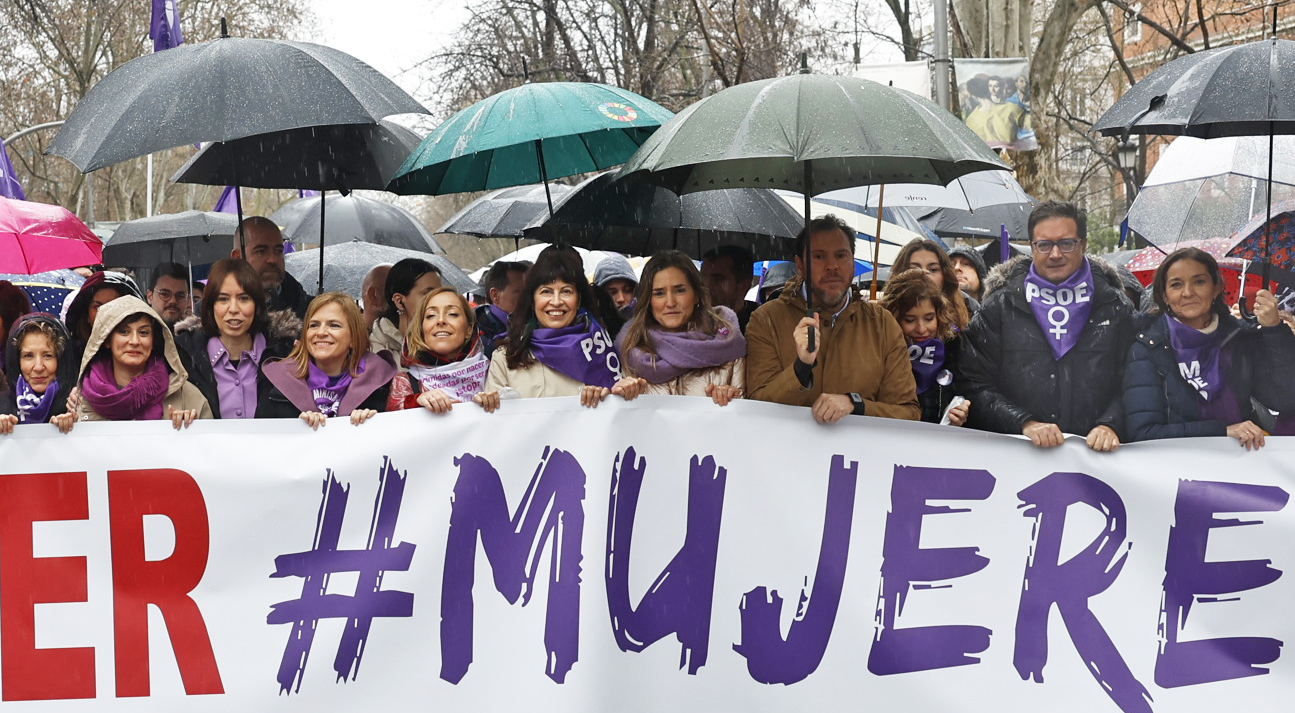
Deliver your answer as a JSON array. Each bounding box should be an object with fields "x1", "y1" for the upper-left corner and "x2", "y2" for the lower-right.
[
  {"x1": 1122, "y1": 311, "x2": 1295, "y2": 441},
  {"x1": 960, "y1": 256, "x2": 1135, "y2": 437},
  {"x1": 173, "y1": 311, "x2": 299, "y2": 418}
]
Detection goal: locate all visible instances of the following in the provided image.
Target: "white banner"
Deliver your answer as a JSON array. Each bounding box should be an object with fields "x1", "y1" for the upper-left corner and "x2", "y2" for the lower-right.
[
  {"x1": 854, "y1": 60, "x2": 932, "y2": 100},
  {"x1": 1, "y1": 397, "x2": 1293, "y2": 712}
]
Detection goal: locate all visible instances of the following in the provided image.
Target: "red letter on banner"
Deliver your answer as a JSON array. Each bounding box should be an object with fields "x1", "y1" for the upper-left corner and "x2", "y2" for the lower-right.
[
  {"x1": 109, "y1": 469, "x2": 223, "y2": 697},
  {"x1": 0, "y1": 471, "x2": 95, "y2": 700}
]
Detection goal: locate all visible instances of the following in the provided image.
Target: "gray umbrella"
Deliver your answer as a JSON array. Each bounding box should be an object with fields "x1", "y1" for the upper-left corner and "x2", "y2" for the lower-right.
[
  {"x1": 438, "y1": 183, "x2": 577, "y2": 238},
  {"x1": 913, "y1": 202, "x2": 1033, "y2": 243},
  {"x1": 47, "y1": 35, "x2": 428, "y2": 173},
  {"x1": 103, "y1": 210, "x2": 237, "y2": 268},
  {"x1": 525, "y1": 171, "x2": 807, "y2": 259},
  {"x1": 284, "y1": 240, "x2": 477, "y2": 297},
  {"x1": 271, "y1": 194, "x2": 444, "y2": 254}
]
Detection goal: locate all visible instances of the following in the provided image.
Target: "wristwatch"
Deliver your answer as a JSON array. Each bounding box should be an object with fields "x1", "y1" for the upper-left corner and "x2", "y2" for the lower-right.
[{"x1": 848, "y1": 392, "x2": 865, "y2": 416}]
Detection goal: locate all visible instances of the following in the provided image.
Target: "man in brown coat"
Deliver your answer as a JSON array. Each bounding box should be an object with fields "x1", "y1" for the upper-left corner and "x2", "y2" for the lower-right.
[{"x1": 746, "y1": 215, "x2": 920, "y2": 423}]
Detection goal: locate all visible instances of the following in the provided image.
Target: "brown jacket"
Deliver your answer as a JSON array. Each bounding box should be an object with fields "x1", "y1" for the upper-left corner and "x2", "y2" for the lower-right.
[{"x1": 745, "y1": 278, "x2": 919, "y2": 420}]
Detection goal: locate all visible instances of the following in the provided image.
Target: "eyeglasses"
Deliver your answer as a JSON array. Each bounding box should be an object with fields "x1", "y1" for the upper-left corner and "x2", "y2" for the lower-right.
[
  {"x1": 1031, "y1": 238, "x2": 1082, "y2": 254},
  {"x1": 154, "y1": 290, "x2": 189, "y2": 302}
]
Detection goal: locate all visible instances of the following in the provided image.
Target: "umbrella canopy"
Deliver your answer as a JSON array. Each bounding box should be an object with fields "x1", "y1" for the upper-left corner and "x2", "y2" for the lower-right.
[
  {"x1": 104, "y1": 210, "x2": 238, "y2": 268},
  {"x1": 913, "y1": 202, "x2": 1033, "y2": 243},
  {"x1": 1126, "y1": 238, "x2": 1242, "y2": 272},
  {"x1": 0, "y1": 197, "x2": 103, "y2": 274},
  {"x1": 618, "y1": 74, "x2": 1005, "y2": 195},
  {"x1": 387, "y1": 82, "x2": 674, "y2": 196},
  {"x1": 525, "y1": 172, "x2": 807, "y2": 259},
  {"x1": 468, "y1": 243, "x2": 621, "y2": 283},
  {"x1": 776, "y1": 192, "x2": 921, "y2": 267},
  {"x1": 1226, "y1": 207, "x2": 1295, "y2": 268},
  {"x1": 0, "y1": 269, "x2": 85, "y2": 314},
  {"x1": 171, "y1": 120, "x2": 423, "y2": 192},
  {"x1": 817, "y1": 169, "x2": 1029, "y2": 212},
  {"x1": 284, "y1": 240, "x2": 477, "y2": 297},
  {"x1": 438, "y1": 183, "x2": 577, "y2": 238},
  {"x1": 48, "y1": 37, "x2": 428, "y2": 173},
  {"x1": 270, "y1": 194, "x2": 444, "y2": 254},
  {"x1": 1094, "y1": 39, "x2": 1295, "y2": 139}
]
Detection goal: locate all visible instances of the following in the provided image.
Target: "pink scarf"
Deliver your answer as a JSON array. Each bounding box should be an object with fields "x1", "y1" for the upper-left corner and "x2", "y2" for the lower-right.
[{"x1": 81, "y1": 354, "x2": 169, "y2": 421}]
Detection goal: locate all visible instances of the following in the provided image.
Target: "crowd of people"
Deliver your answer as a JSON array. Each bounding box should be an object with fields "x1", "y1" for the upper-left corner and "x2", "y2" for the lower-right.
[{"x1": 3, "y1": 202, "x2": 1294, "y2": 452}]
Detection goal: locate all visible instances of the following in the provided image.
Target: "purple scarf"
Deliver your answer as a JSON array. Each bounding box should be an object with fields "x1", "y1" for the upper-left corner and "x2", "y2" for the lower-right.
[
  {"x1": 1024, "y1": 259, "x2": 1095, "y2": 360},
  {"x1": 15, "y1": 376, "x2": 60, "y2": 424},
  {"x1": 1164, "y1": 314, "x2": 1242, "y2": 426},
  {"x1": 906, "y1": 338, "x2": 947, "y2": 394},
  {"x1": 306, "y1": 354, "x2": 366, "y2": 416},
  {"x1": 618, "y1": 307, "x2": 746, "y2": 384},
  {"x1": 529, "y1": 310, "x2": 620, "y2": 388},
  {"x1": 81, "y1": 355, "x2": 168, "y2": 421},
  {"x1": 488, "y1": 304, "x2": 510, "y2": 326}
]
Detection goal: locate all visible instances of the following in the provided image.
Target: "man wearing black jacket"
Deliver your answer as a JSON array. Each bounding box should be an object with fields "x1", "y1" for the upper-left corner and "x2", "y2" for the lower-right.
[{"x1": 232, "y1": 216, "x2": 312, "y2": 320}]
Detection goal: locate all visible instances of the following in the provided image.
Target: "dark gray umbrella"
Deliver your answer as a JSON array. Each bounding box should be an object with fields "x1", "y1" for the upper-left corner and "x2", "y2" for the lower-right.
[
  {"x1": 104, "y1": 210, "x2": 238, "y2": 268},
  {"x1": 170, "y1": 120, "x2": 423, "y2": 192},
  {"x1": 438, "y1": 183, "x2": 577, "y2": 238},
  {"x1": 284, "y1": 240, "x2": 477, "y2": 297},
  {"x1": 47, "y1": 35, "x2": 428, "y2": 173},
  {"x1": 525, "y1": 171, "x2": 807, "y2": 259},
  {"x1": 271, "y1": 194, "x2": 444, "y2": 254},
  {"x1": 914, "y1": 202, "x2": 1033, "y2": 244}
]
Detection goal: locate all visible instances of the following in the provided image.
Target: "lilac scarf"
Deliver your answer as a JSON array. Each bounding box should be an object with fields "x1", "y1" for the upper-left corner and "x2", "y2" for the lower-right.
[
  {"x1": 15, "y1": 376, "x2": 60, "y2": 424},
  {"x1": 529, "y1": 310, "x2": 620, "y2": 388},
  {"x1": 306, "y1": 354, "x2": 366, "y2": 416},
  {"x1": 81, "y1": 355, "x2": 168, "y2": 421},
  {"x1": 1164, "y1": 314, "x2": 1243, "y2": 426},
  {"x1": 1024, "y1": 259, "x2": 1095, "y2": 360},
  {"x1": 907, "y1": 338, "x2": 947, "y2": 394},
  {"x1": 618, "y1": 307, "x2": 746, "y2": 384},
  {"x1": 488, "y1": 304, "x2": 510, "y2": 325}
]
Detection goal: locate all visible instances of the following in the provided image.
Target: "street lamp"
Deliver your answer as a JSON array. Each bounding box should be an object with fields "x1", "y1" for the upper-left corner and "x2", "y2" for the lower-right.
[{"x1": 1116, "y1": 139, "x2": 1139, "y2": 207}]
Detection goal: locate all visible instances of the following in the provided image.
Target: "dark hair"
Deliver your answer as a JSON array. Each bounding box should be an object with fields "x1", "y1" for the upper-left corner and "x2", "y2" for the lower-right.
[
  {"x1": 504, "y1": 246, "x2": 602, "y2": 370},
  {"x1": 1028, "y1": 200, "x2": 1087, "y2": 241},
  {"x1": 880, "y1": 268, "x2": 957, "y2": 341},
  {"x1": 620, "y1": 251, "x2": 725, "y2": 359},
  {"x1": 149, "y1": 262, "x2": 188, "y2": 291},
  {"x1": 893, "y1": 238, "x2": 971, "y2": 329},
  {"x1": 482, "y1": 261, "x2": 531, "y2": 301},
  {"x1": 701, "y1": 245, "x2": 755, "y2": 280},
  {"x1": 793, "y1": 214, "x2": 857, "y2": 259},
  {"x1": 0, "y1": 281, "x2": 32, "y2": 337},
  {"x1": 383, "y1": 258, "x2": 442, "y2": 323},
  {"x1": 201, "y1": 259, "x2": 269, "y2": 339},
  {"x1": 1151, "y1": 247, "x2": 1228, "y2": 318}
]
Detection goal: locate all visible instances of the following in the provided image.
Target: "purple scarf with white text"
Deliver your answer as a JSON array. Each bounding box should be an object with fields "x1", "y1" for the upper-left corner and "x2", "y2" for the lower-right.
[
  {"x1": 906, "y1": 338, "x2": 947, "y2": 394},
  {"x1": 1024, "y1": 258, "x2": 1095, "y2": 360},
  {"x1": 306, "y1": 354, "x2": 367, "y2": 416},
  {"x1": 529, "y1": 310, "x2": 620, "y2": 388}
]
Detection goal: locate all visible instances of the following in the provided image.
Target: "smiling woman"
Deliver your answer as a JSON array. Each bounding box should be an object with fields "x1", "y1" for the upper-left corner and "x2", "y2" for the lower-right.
[
  {"x1": 387, "y1": 287, "x2": 500, "y2": 414},
  {"x1": 1, "y1": 313, "x2": 77, "y2": 434}
]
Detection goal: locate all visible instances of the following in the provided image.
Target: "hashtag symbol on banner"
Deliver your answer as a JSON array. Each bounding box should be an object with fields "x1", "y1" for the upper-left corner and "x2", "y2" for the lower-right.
[{"x1": 267, "y1": 457, "x2": 416, "y2": 694}]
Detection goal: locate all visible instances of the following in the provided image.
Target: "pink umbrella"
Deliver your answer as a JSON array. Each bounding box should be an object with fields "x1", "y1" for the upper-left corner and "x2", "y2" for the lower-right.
[
  {"x1": 1124, "y1": 237, "x2": 1244, "y2": 273},
  {"x1": 0, "y1": 197, "x2": 102, "y2": 274}
]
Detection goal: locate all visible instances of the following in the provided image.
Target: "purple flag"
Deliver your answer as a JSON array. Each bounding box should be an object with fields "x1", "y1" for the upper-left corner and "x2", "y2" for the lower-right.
[
  {"x1": 0, "y1": 138, "x2": 26, "y2": 201},
  {"x1": 1000, "y1": 223, "x2": 1010, "y2": 264},
  {"x1": 150, "y1": 0, "x2": 185, "y2": 53},
  {"x1": 214, "y1": 186, "x2": 240, "y2": 214}
]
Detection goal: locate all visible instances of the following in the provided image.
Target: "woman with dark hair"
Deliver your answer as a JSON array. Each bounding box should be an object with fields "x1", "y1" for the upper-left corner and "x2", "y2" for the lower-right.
[
  {"x1": 174, "y1": 259, "x2": 296, "y2": 419},
  {"x1": 61, "y1": 271, "x2": 142, "y2": 370},
  {"x1": 74, "y1": 296, "x2": 211, "y2": 427},
  {"x1": 486, "y1": 246, "x2": 631, "y2": 406},
  {"x1": 260, "y1": 293, "x2": 396, "y2": 428},
  {"x1": 880, "y1": 269, "x2": 970, "y2": 425},
  {"x1": 1, "y1": 313, "x2": 76, "y2": 433},
  {"x1": 369, "y1": 258, "x2": 442, "y2": 358},
  {"x1": 616, "y1": 251, "x2": 745, "y2": 405},
  {"x1": 1123, "y1": 247, "x2": 1295, "y2": 448},
  {"x1": 894, "y1": 238, "x2": 975, "y2": 329},
  {"x1": 388, "y1": 287, "x2": 500, "y2": 413}
]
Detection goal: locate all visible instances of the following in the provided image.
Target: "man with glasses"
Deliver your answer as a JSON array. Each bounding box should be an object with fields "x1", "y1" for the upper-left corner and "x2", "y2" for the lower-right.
[
  {"x1": 146, "y1": 262, "x2": 191, "y2": 328},
  {"x1": 960, "y1": 201, "x2": 1134, "y2": 451}
]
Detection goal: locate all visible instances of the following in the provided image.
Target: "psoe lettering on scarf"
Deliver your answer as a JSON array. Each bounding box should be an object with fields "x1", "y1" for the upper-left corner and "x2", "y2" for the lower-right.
[
  {"x1": 1024, "y1": 282, "x2": 1091, "y2": 307},
  {"x1": 580, "y1": 329, "x2": 622, "y2": 379}
]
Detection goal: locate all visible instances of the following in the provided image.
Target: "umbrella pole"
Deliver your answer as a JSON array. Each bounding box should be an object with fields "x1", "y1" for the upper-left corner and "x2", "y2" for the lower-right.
[
  {"x1": 536, "y1": 139, "x2": 555, "y2": 218},
  {"x1": 318, "y1": 191, "x2": 327, "y2": 294},
  {"x1": 804, "y1": 161, "x2": 815, "y2": 354},
  {"x1": 870, "y1": 184, "x2": 886, "y2": 300},
  {"x1": 1264, "y1": 122, "x2": 1274, "y2": 291}
]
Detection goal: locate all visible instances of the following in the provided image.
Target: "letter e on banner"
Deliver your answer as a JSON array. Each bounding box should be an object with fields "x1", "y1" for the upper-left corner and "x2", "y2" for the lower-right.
[
  {"x1": 109, "y1": 469, "x2": 223, "y2": 697},
  {"x1": 0, "y1": 472, "x2": 95, "y2": 701}
]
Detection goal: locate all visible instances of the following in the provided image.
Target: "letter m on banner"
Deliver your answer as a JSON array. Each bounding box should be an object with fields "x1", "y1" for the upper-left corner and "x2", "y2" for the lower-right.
[{"x1": 441, "y1": 448, "x2": 586, "y2": 684}]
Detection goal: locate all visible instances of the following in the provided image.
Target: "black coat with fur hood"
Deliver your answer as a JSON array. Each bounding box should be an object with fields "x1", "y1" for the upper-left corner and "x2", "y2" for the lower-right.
[
  {"x1": 960, "y1": 255, "x2": 1135, "y2": 437},
  {"x1": 173, "y1": 310, "x2": 300, "y2": 418}
]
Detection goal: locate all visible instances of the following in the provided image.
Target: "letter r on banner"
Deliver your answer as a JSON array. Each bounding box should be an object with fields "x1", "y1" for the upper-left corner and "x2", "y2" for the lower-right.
[{"x1": 109, "y1": 469, "x2": 223, "y2": 697}]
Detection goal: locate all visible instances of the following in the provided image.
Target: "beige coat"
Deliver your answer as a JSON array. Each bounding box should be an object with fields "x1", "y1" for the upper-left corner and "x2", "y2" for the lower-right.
[
  {"x1": 76, "y1": 296, "x2": 213, "y2": 421},
  {"x1": 626, "y1": 358, "x2": 744, "y2": 397},
  {"x1": 369, "y1": 317, "x2": 404, "y2": 359},
  {"x1": 486, "y1": 349, "x2": 585, "y2": 398}
]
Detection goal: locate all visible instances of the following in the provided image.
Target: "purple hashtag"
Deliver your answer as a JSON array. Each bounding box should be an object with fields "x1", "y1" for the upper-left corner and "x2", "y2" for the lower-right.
[{"x1": 268, "y1": 457, "x2": 416, "y2": 694}]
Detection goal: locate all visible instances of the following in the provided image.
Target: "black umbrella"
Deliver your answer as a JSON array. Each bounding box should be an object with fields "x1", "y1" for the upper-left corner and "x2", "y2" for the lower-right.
[
  {"x1": 104, "y1": 210, "x2": 238, "y2": 268},
  {"x1": 271, "y1": 194, "x2": 444, "y2": 255},
  {"x1": 284, "y1": 241, "x2": 477, "y2": 297},
  {"x1": 437, "y1": 183, "x2": 577, "y2": 238},
  {"x1": 914, "y1": 202, "x2": 1033, "y2": 244},
  {"x1": 525, "y1": 171, "x2": 807, "y2": 259}
]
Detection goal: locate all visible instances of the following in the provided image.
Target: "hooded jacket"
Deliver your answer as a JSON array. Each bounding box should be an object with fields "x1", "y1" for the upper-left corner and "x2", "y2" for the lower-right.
[
  {"x1": 258, "y1": 349, "x2": 397, "y2": 418},
  {"x1": 173, "y1": 310, "x2": 300, "y2": 418},
  {"x1": 75, "y1": 296, "x2": 213, "y2": 421},
  {"x1": 1122, "y1": 311, "x2": 1295, "y2": 441},
  {"x1": 960, "y1": 255, "x2": 1134, "y2": 437},
  {"x1": 3, "y1": 313, "x2": 75, "y2": 422},
  {"x1": 745, "y1": 277, "x2": 919, "y2": 420}
]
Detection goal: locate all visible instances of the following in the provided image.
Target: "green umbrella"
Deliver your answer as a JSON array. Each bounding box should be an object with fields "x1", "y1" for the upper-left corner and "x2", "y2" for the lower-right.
[{"x1": 386, "y1": 81, "x2": 674, "y2": 213}]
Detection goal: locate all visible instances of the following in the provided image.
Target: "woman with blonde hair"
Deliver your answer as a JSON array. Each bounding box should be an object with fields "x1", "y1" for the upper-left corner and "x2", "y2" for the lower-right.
[
  {"x1": 260, "y1": 292, "x2": 396, "y2": 428},
  {"x1": 388, "y1": 287, "x2": 500, "y2": 413},
  {"x1": 616, "y1": 251, "x2": 745, "y2": 405},
  {"x1": 880, "y1": 268, "x2": 970, "y2": 425}
]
